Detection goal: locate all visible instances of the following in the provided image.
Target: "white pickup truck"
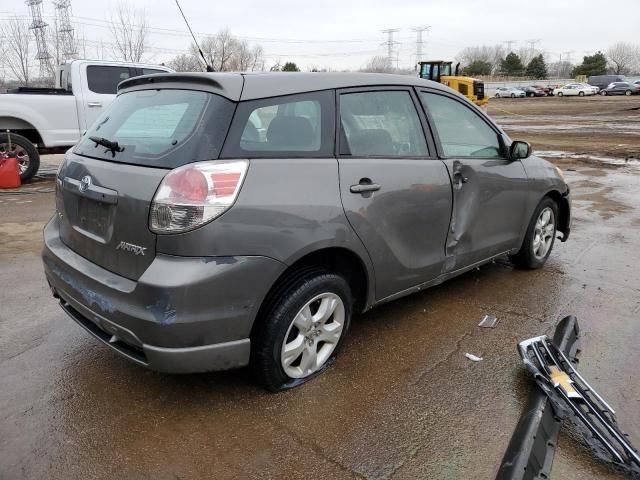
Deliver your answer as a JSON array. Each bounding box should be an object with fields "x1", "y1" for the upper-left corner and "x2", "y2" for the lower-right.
[{"x1": 0, "y1": 59, "x2": 174, "y2": 181}]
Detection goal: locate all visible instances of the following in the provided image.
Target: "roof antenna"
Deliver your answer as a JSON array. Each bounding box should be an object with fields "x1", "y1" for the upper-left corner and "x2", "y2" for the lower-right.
[{"x1": 174, "y1": 0, "x2": 214, "y2": 72}]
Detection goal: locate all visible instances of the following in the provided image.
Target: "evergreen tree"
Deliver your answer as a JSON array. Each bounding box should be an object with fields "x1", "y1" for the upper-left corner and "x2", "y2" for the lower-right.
[
  {"x1": 572, "y1": 52, "x2": 607, "y2": 77},
  {"x1": 464, "y1": 60, "x2": 492, "y2": 76},
  {"x1": 282, "y1": 62, "x2": 300, "y2": 72},
  {"x1": 526, "y1": 54, "x2": 548, "y2": 79},
  {"x1": 500, "y1": 52, "x2": 525, "y2": 76}
]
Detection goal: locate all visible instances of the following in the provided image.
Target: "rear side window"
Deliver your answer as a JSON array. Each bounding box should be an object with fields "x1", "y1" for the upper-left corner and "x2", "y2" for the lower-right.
[
  {"x1": 141, "y1": 68, "x2": 167, "y2": 75},
  {"x1": 73, "y1": 89, "x2": 235, "y2": 168},
  {"x1": 87, "y1": 66, "x2": 133, "y2": 94},
  {"x1": 339, "y1": 90, "x2": 427, "y2": 157},
  {"x1": 420, "y1": 92, "x2": 502, "y2": 158},
  {"x1": 221, "y1": 90, "x2": 334, "y2": 158}
]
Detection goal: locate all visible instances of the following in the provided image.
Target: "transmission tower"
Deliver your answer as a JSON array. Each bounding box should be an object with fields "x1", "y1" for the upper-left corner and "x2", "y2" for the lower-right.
[
  {"x1": 504, "y1": 40, "x2": 516, "y2": 52},
  {"x1": 411, "y1": 26, "x2": 430, "y2": 64},
  {"x1": 381, "y1": 28, "x2": 400, "y2": 69},
  {"x1": 25, "y1": 0, "x2": 53, "y2": 77},
  {"x1": 53, "y1": 0, "x2": 77, "y2": 60}
]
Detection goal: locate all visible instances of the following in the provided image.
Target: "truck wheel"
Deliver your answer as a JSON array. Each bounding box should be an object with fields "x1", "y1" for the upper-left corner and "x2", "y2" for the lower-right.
[
  {"x1": 509, "y1": 197, "x2": 558, "y2": 269},
  {"x1": 251, "y1": 270, "x2": 352, "y2": 392},
  {"x1": 0, "y1": 133, "x2": 40, "y2": 183}
]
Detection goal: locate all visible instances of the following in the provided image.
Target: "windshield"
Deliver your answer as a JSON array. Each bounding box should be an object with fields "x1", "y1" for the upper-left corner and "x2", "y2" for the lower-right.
[{"x1": 74, "y1": 89, "x2": 235, "y2": 168}]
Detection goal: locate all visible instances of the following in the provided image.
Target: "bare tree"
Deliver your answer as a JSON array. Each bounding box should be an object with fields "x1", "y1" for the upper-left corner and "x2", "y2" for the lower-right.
[
  {"x1": 109, "y1": 2, "x2": 149, "y2": 62},
  {"x1": 361, "y1": 55, "x2": 393, "y2": 73},
  {"x1": 457, "y1": 44, "x2": 506, "y2": 75},
  {"x1": 1, "y1": 19, "x2": 33, "y2": 87},
  {"x1": 190, "y1": 29, "x2": 264, "y2": 72},
  {"x1": 167, "y1": 53, "x2": 202, "y2": 72},
  {"x1": 607, "y1": 42, "x2": 640, "y2": 75}
]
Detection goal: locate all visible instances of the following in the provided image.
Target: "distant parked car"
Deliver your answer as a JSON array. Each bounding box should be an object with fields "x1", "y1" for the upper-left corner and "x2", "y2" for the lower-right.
[
  {"x1": 601, "y1": 82, "x2": 639, "y2": 96},
  {"x1": 588, "y1": 74, "x2": 625, "y2": 91},
  {"x1": 568, "y1": 83, "x2": 599, "y2": 95},
  {"x1": 494, "y1": 87, "x2": 526, "y2": 98},
  {"x1": 522, "y1": 85, "x2": 546, "y2": 97},
  {"x1": 531, "y1": 84, "x2": 553, "y2": 96},
  {"x1": 553, "y1": 84, "x2": 595, "y2": 97}
]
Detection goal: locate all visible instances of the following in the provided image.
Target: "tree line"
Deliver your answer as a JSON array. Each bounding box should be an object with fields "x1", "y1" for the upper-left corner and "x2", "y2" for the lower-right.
[{"x1": 457, "y1": 42, "x2": 640, "y2": 79}]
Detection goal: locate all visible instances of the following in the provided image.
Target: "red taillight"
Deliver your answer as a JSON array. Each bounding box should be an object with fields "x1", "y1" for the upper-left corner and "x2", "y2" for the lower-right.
[
  {"x1": 150, "y1": 161, "x2": 248, "y2": 234},
  {"x1": 212, "y1": 172, "x2": 242, "y2": 197},
  {"x1": 167, "y1": 168, "x2": 208, "y2": 203}
]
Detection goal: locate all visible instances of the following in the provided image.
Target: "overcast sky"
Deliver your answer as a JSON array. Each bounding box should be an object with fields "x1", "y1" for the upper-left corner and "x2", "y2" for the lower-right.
[{"x1": 3, "y1": 0, "x2": 639, "y2": 70}]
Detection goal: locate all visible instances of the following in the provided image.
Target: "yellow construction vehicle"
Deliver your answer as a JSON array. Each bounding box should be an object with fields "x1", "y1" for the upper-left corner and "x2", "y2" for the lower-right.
[{"x1": 418, "y1": 60, "x2": 489, "y2": 109}]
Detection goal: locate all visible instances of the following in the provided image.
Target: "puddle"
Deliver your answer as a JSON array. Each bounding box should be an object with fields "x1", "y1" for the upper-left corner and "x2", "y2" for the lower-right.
[{"x1": 535, "y1": 150, "x2": 640, "y2": 166}]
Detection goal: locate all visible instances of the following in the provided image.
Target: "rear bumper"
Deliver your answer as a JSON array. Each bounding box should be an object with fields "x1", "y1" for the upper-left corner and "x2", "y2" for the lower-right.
[{"x1": 42, "y1": 216, "x2": 287, "y2": 373}]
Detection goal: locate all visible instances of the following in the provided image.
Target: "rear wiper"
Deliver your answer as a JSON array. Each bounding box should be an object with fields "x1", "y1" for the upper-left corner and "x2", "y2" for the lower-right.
[{"x1": 89, "y1": 136, "x2": 124, "y2": 157}]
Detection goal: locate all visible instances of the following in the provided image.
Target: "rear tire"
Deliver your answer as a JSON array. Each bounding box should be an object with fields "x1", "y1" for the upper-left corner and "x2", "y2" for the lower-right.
[
  {"x1": 625, "y1": 90, "x2": 632, "y2": 96},
  {"x1": 509, "y1": 197, "x2": 558, "y2": 269},
  {"x1": 251, "y1": 270, "x2": 352, "y2": 392},
  {"x1": 601, "y1": 91, "x2": 607, "y2": 96},
  {"x1": 557, "y1": 92, "x2": 563, "y2": 97},
  {"x1": 578, "y1": 91, "x2": 584, "y2": 97},
  {"x1": 0, "y1": 132, "x2": 40, "y2": 183},
  {"x1": 510, "y1": 93, "x2": 516, "y2": 98}
]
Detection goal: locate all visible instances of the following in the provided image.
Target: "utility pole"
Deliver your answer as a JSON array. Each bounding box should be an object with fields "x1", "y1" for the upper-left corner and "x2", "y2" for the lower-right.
[
  {"x1": 381, "y1": 28, "x2": 400, "y2": 70},
  {"x1": 504, "y1": 40, "x2": 516, "y2": 52},
  {"x1": 563, "y1": 50, "x2": 574, "y2": 64},
  {"x1": 25, "y1": 0, "x2": 53, "y2": 78},
  {"x1": 53, "y1": 0, "x2": 77, "y2": 61},
  {"x1": 411, "y1": 26, "x2": 430, "y2": 65},
  {"x1": 526, "y1": 39, "x2": 540, "y2": 56}
]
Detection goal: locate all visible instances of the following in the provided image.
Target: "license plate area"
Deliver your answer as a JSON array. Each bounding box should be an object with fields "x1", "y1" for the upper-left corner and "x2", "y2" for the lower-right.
[{"x1": 74, "y1": 196, "x2": 114, "y2": 242}]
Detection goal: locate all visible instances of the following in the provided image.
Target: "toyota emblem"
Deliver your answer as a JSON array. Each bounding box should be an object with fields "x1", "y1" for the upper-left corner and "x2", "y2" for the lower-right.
[{"x1": 79, "y1": 175, "x2": 92, "y2": 193}]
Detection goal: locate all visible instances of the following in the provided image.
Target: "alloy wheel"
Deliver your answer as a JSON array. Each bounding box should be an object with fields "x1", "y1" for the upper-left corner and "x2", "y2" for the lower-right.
[
  {"x1": 0, "y1": 142, "x2": 30, "y2": 174},
  {"x1": 280, "y1": 292, "x2": 345, "y2": 378},
  {"x1": 532, "y1": 207, "x2": 555, "y2": 259}
]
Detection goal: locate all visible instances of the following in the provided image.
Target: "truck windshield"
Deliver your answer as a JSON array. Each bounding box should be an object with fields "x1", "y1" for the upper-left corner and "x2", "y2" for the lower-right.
[{"x1": 73, "y1": 89, "x2": 235, "y2": 168}]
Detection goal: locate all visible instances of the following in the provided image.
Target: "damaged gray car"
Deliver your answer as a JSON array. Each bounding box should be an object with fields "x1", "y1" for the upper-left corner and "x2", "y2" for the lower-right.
[{"x1": 42, "y1": 72, "x2": 571, "y2": 391}]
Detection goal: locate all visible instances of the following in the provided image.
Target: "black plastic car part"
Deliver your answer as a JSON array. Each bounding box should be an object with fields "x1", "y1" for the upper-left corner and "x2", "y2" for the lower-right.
[
  {"x1": 496, "y1": 316, "x2": 579, "y2": 480},
  {"x1": 497, "y1": 316, "x2": 640, "y2": 479}
]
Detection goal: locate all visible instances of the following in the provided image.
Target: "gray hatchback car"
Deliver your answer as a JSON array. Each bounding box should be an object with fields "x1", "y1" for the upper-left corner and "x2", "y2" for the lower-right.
[{"x1": 43, "y1": 72, "x2": 571, "y2": 391}]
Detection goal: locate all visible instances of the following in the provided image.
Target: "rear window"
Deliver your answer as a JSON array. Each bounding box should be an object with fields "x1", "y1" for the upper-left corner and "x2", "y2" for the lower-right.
[{"x1": 74, "y1": 89, "x2": 235, "y2": 168}]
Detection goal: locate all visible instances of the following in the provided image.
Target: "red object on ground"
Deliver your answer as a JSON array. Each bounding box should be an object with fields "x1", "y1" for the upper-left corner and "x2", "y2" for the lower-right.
[{"x1": 0, "y1": 157, "x2": 21, "y2": 188}]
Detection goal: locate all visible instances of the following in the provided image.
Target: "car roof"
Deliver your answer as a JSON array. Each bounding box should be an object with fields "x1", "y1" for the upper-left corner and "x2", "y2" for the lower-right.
[{"x1": 118, "y1": 71, "x2": 450, "y2": 101}]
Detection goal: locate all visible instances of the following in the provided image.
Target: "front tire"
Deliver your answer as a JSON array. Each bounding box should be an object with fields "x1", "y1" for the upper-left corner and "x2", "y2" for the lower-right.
[
  {"x1": 0, "y1": 132, "x2": 40, "y2": 182},
  {"x1": 510, "y1": 93, "x2": 516, "y2": 98},
  {"x1": 251, "y1": 270, "x2": 352, "y2": 391},
  {"x1": 509, "y1": 197, "x2": 558, "y2": 269},
  {"x1": 578, "y1": 91, "x2": 584, "y2": 97},
  {"x1": 601, "y1": 91, "x2": 607, "y2": 96}
]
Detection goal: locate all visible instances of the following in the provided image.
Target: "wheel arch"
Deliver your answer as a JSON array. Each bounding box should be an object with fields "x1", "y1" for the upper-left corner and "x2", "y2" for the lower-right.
[
  {"x1": 545, "y1": 189, "x2": 570, "y2": 241},
  {"x1": 0, "y1": 117, "x2": 44, "y2": 146},
  {"x1": 250, "y1": 246, "x2": 373, "y2": 338}
]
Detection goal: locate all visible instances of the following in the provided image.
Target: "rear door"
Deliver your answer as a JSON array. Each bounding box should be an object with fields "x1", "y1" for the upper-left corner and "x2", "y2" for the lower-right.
[
  {"x1": 418, "y1": 90, "x2": 529, "y2": 271},
  {"x1": 337, "y1": 87, "x2": 452, "y2": 300}
]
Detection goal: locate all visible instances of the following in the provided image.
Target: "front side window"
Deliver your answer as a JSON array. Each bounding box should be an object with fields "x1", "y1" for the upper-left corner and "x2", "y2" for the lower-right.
[
  {"x1": 74, "y1": 89, "x2": 235, "y2": 168},
  {"x1": 339, "y1": 90, "x2": 427, "y2": 157},
  {"x1": 222, "y1": 90, "x2": 333, "y2": 158},
  {"x1": 86, "y1": 66, "x2": 133, "y2": 94},
  {"x1": 420, "y1": 92, "x2": 502, "y2": 158}
]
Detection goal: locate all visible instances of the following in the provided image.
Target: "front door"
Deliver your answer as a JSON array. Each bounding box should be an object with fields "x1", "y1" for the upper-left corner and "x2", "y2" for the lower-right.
[
  {"x1": 337, "y1": 88, "x2": 452, "y2": 300},
  {"x1": 418, "y1": 90, "x2": 529, "y2": 271}
]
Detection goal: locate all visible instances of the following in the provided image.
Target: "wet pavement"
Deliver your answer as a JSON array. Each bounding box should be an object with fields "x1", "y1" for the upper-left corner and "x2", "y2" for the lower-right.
[{"x1": 1, "y1": 154, "x2": 640, "y2": 479}]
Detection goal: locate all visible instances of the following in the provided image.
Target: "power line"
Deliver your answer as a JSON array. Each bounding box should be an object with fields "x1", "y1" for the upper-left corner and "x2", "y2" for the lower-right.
[
  {"x1": 411, "y1": 26, "x2": 430, "y2": 64},
  {"x1": 381, "y1": 28, "x2": 400, "y2": 69},
  {"x1": 25, "y1": 0, "x2": 52, "y2": 76}
]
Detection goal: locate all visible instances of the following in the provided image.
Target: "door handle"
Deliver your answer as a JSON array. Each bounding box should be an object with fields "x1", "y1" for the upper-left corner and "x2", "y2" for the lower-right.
[
  {"x1": 350, "y1": 179, "x2": 381, "y2": 194},
  {"x1": 87, "y1": 102, "x2": 102, "y2": 108}
]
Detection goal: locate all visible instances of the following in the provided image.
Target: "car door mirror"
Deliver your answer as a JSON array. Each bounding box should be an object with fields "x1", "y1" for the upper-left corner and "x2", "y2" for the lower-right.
[{"x1": 509, "y1": 140, "x2": 531, "y2": 160}]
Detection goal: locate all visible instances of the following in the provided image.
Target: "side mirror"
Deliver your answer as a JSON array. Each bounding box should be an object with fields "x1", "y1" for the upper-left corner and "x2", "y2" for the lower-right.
[{"x1": 509, "y1": 140, "x2": 531, "y2": 160}]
